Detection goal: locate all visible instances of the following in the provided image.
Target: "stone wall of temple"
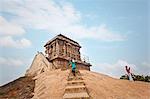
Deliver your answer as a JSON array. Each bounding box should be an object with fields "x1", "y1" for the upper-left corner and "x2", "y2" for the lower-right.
[
  {"x1": 45, "y1": 39, "x2": 81, "y2": 61},
  {"x1": 44, "y1": 34, "x2": 91, "y2": 71},
  {"x1": 76, "y1": 63, "x2": 90, "y2": 71}
]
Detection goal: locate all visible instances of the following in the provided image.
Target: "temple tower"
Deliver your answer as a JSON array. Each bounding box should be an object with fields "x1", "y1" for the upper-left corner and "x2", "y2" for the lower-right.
[{"x1": 44, "y1": 34, "x2": 91, "y2": 70}]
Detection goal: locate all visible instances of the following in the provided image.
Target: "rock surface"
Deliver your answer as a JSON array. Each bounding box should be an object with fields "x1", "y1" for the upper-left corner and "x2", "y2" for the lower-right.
[
  {"x1": 0, "y1": 76, "x2": 35, "y2": 99},
  {"x1": 0, "y1": 70, "x2": 150, "y2": 99}
]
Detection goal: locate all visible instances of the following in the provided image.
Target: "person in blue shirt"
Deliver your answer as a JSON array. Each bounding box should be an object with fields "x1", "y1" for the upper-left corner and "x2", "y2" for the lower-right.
[{"x1": 69, "y1": 59, "x2": 76, "y2": 76}]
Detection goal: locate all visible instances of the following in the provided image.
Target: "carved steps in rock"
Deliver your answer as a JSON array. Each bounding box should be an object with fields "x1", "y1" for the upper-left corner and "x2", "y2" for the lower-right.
[
  {"x1": 63, "y1": 70, "x2": 90, "y2": 99},
  {"x1": 68, "y1": 75, "x2": 83, "y2": 81},
  {"x1": 67, "y1": 80, "x2": 85, "y2": 86},
  {"x1": 63, "y1": 92, "x2": 89, "y2": 99},
  {"x1": 65, "y1": 84, "x2": 87, "y2": 93}
]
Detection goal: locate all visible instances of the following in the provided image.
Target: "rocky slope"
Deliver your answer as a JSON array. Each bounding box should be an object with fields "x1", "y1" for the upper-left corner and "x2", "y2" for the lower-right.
[
  {"x1": 0, "y1": 70, "x2": 150, "y2": 99},
  {"x1": 0, "y1": 76, "x2": 35, "y2": 99}
]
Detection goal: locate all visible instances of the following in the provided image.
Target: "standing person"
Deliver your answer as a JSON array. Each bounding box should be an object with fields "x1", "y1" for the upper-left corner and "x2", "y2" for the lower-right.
[
  {"x1": 69, "y1": 59, "x2": 76, "y2": 76},
  {"x1": 125, "y1": 66, "x2": 133, "y2": 81}
]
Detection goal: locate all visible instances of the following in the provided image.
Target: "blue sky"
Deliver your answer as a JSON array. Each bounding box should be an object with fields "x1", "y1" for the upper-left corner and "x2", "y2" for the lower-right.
[{"x1": 0, "y1": 0, "x2": 149, "y2": 85}]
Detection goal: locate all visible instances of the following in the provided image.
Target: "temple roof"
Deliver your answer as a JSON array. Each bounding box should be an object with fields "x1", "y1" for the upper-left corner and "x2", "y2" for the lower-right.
[{"x1": 44, "y1": 34, "x2": 81, "y2": 47}]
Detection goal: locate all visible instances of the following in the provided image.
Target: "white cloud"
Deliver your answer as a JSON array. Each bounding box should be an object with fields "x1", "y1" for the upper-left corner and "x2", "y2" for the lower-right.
[
  {"x1": 64, "y1": 24, "x2": 125, "y2": 41},
  {"x1": 0, "y1": 16, "x2": 25, "y2": 36},
  {"x1": 0, "y1": 0, "x2": 125, "y2": 41},
  {"x1": 0, "y1": 57, "x2": 24, "y2": 66},
  {"x1": 0, "y1": 16, "x2": 31, "y2": 48},
  {"x1": 93, "y1": 60, "x2": 138, "y2": 78},
  {"x1": 19, "y1": 38, "x2": 31, "y2": 48},
  {"x1": 0, "y1": 36, "x2": 31, "y2": 48},
  {"x1": 92, "y1": 60, "x2": 150, "y2": 78},
  {"x1": 138, "y1": 62, "x2": 150, "y2": 75}
]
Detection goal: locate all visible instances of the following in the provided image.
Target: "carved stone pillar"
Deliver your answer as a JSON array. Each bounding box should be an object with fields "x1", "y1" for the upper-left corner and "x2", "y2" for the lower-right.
[
  {"x1": 75, "y1": 46, "x2": 77, "y2": 60},
  {"x1": 53, "y1": 42, "x2": 56, "y2": 57},
  {"x1": 56, "y1": 40, "x2": 59, "y2": 57},
  {"x1": 63, "y1": 42, "x2": 66, "y2": 56}
]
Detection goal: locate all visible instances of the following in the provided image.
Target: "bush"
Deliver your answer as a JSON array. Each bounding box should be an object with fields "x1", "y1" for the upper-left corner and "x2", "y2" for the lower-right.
[{"x1": 120, "y1": 74, "x2": 150, "y2": 83}]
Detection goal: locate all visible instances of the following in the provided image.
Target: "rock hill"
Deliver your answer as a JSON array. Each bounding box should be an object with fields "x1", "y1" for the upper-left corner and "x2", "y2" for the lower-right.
[
  {"x1": 0, "y1": 52, "x2": 150, "y2": 99},
  {"x1": 0, "y1": 69, "x2": 150, "y2": 99}
]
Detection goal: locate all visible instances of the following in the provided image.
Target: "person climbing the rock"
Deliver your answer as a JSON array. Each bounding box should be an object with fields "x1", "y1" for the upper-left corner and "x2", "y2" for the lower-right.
[
  {"x1": 69, "y1": 59, "x2": 76, "y2": 76},
  {"x1": 125, "y1": 66, "x2": 133, "y2": 81}
]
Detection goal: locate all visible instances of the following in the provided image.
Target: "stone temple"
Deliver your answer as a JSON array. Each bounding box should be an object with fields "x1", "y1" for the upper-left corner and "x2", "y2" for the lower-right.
[
  {"x1": 44, "y1": 34, "x2": 91, "y2": 70},
  {"x1": 26, "y1": 34, "x2": 91, "y2": 76}
]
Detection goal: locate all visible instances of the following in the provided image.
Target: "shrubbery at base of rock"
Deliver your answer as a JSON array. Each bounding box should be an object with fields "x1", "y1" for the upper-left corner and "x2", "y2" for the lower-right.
[{"x1": 120, "y1": 74, "x2": 150, "y2": 82}]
